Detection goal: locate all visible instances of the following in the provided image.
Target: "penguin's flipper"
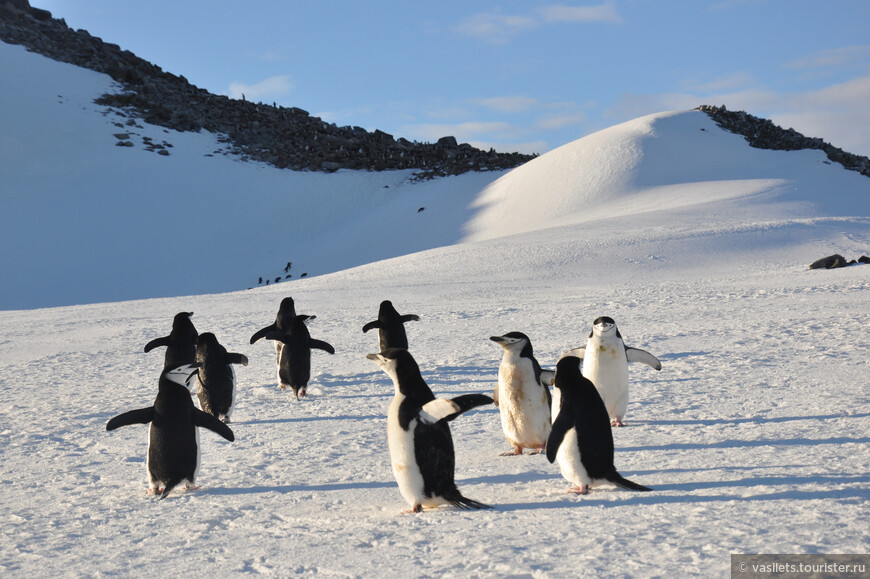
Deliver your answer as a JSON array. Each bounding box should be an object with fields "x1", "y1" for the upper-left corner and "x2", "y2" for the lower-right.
[
  {"x1": 626, "y1": 347, "x2": 662, "y2": 370},
  {"x1": 400, "y1": 314, "x2": 421, "y2": 323},
  {"x1": 540, "y1": 369, "x2": 556, "y2": 386},
  {"x1": 309, "y1": 339, "x2": 335, "y2": 354},
  {"x1": 250, "y1": 324, "x2": 278, "y2": 344},
  {"x1": 263, "y1": 331, "x2": 291, "y2": 344},
  {"x1": 106, "y1": 407, "x2": 155, "y2": 431},
  {"x1": 143, "y1": 336, "x2": 170, "y2": 352},
  {"x1": 361, "y1": 320, "x2": 380, "y2": 333},
  {"x1": 192, "y1": 409, "x2": 235, "y2": 441},
  {"x1": 559, "y1": 347, "x2": 586, "y2": 361},
  {"x1": 545, "y1": 410, "x2": 573, "y2": 463},
  {"x1": 419, "y1": 394, "x2": 493, "y2": 424},
  {"x1": 606, "y1": 472, "x2": 652, "y2": 492},
  {"x1": 227, "y1": 353, "x2": 249, "y2": 366}
]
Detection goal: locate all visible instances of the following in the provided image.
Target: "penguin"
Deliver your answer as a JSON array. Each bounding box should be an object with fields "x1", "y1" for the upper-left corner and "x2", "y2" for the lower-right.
[
  {"x1": 489, "y1": 332, "x2": 555, "y2": 456},
  {"x1": 546, "y1": 356, "x2": 651, "y2": 494},
  {"x1": 367, "y1": 348, "x2": 493, "y2": 513},
  {"x1": 250, "y1": 297, "x2": 316, "y2": 365},
  {"x1": 362, "y1": 300, "x2": 420, "y2": 351},
  {"x1": 264, "y1": 315, "x2": 334, "y2": 398},
  {"x1": 106, "y1": 362, "x2": 234, "y2": 499},
  {"x1": 144, "y1": 311, "x2": 198, "y2": 368},
  {"x1": 562, "y1": 316, "x2": 661, "y2": 427},
  {"x1": 195, "y1": 332, "x2": 248, "y2": 423}
]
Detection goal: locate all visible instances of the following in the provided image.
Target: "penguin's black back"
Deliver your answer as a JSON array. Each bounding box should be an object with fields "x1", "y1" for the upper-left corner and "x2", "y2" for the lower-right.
[
  {"x1": 150, "y1": 379, "x2": 199, "y2": 485},
  {"x1": 196, "y1": 333, "x2": 234, "y2": 417},
  {"x1": 556, "y1": 357, "x2": 616, "y2": 480}
]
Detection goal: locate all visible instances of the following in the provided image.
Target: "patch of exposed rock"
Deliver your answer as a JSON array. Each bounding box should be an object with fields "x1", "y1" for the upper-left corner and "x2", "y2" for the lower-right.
[
  {"x1": 697, "y1": 105, "x2": 870, "y2": 179},
  {"x1": 0, "y1": 1, "x2": 535, "y2": 177}
]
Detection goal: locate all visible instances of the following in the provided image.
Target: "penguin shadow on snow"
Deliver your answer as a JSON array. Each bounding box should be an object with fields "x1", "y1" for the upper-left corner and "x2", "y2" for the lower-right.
[
  {"x1": 628, "y1": 412, "x2": 870, "y2": 428},
  {"x1": 198, "y1": 479, "x2": 397, "y2": 497}
]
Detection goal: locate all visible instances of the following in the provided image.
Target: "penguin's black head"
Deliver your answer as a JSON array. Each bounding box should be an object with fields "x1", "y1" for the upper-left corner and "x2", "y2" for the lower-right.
[
  {"x1": 379, "y1": 300, "x2": 399, "y2": 318},
  {"x1": 196, "y1": 332, "x2": 222, "y2": 358},
  {"x1": 490, "y1": 332, "x2": 533, "y2": 357},
  {"x1": 591, "y1": 316, "x2": 617, "y2": 337},
  {"x1": 367, "y1": 348, "x2": 423, "y2": 394},
  {"x1": 554, "y1": 356, "x2": 582, "y2": 390},
  {"x1": 171, "y1": 311, "x2": 197, "y2": 340},
  {"x1": 277, "y1": 297, "x2": 297, "y2": 322}
]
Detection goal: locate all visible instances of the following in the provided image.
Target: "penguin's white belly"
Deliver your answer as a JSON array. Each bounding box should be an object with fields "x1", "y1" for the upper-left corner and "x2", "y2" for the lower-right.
[
  {"x1": 582, "y1": 339, "x2": 629, "y2": 418},
  {"x1": 555, "y1": 427, "x2": 591, "y2": 487},
  {"x1": 498, "y1": 364, "x2": 550, "y2": 446},
  {"x1": 387, "y1": 397, "x2": 426, "y2": 506}
]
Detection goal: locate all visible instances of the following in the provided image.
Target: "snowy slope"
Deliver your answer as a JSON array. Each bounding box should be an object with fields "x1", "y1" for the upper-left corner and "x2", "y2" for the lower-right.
[{"x1": 1, "y1": 37, "x2": 870, "y2": 578}]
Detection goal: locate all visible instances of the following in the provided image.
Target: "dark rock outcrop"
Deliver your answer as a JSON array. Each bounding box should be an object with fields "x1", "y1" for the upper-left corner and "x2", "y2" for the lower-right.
[
  {"x1": 697, "y1": 105, "x2": 870, "y2": 179},
  {"x1": 0, "y1": 1, "x2": 535, "y2": 177}
]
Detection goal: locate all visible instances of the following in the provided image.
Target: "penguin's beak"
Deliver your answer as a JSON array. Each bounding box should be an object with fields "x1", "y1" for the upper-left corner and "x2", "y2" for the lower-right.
[{"x1": 490, "y1": 335, "x2": 521, "y2": 349}]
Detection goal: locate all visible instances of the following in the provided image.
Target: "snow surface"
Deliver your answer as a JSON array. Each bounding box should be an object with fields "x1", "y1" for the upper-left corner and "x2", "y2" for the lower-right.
[{"x1": 1, "y1": 41, "x2": 869, "y2": 577}]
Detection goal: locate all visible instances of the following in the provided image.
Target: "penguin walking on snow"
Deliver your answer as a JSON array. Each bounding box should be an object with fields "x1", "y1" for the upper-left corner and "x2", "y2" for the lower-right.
[
  {"x1": 144, "y1": 311, "x2": 198, "y2": 369},
  {"x1": 368, "y1": 348, "x2": 493, "y2": 513},
  {"x1": 106, "y1": 363, "x2": 235, "y2": 499},
  {"x1": 362, "y1": 300, "x2": 420, "y2": 351},
  {"x1": 490, "y1": 332, "x2": 555, "y2": 455},
  {"x1": 195, "y1": 333, "x2": 248, "y2": 423},
  {"x1": 250, "y1": 297, "x2": 316, "y2": 365},
  {"x1": 562, "y1": 316, "x2": 661, "y2": 427},
  {"x1": 265, "y1": 315, "x2": 334, "y2": 398},
  {"x1": 546, "y1": 356, "x2": 651, "y2": 494}
]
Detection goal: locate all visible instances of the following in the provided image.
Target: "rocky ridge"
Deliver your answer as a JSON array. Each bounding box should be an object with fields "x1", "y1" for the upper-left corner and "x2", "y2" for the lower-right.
[
  {"x1": 0, "y1": 0, "x2": 534, "y2": 178},
  {"x1": 696, "y1": 104, "x2": 870, "y2": 179}
]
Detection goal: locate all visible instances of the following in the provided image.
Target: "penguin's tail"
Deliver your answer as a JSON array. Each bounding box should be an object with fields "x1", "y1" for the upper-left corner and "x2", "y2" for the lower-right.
[
  {"x1": 159, "y1": 477, "x2": 184, "y2": 500},
  {"x1": 446, "y1": 490, "x2": 493, "y2": 510},
  {"x1": 607, "y1": 472, "x2": 652, "y2": 492}
]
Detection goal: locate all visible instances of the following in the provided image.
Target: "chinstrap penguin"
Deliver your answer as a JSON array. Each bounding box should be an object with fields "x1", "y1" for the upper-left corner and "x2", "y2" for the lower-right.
[
  {"x1": 490, "y1": 332, "x2": 554, "y2": 455},
  {"x1": 362, "y1": 300, "x2": 420, "y2": 351},
  {"x1": 143, "y1": 311, "x2": 198, "y2": 369},
  {"x1": 195, "y1": 332, "x2": 248, "y2": 423},
  {"x1": 547, "y1": 356, "x2": 651, "y2": 494},
  {"x1": 562, "y1": 316, "x2": 661, "y2": 426},
  {"x1": 265, "y1": 315, "x2": 334, "y2": 398},
  {"x1": 106, "y1": 362, "x2": 235, "y2": 499},
  {"x1": 367, "y1": 348, "x2": 493, "y2": 513}
]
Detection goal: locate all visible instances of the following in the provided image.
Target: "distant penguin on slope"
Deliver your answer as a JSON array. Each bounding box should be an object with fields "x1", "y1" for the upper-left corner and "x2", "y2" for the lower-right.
[
  {"x1": 546, "y1": 356, "x2": 651, "y2": 495},
  {"x1": 265, "y1": 315, "x2": 334, "y2": 398},
  {"x1": 195, "y1": 333, "x2": 248, "y2": 423},
  {"x1": 562, "y1": 316, "x2": 661, "y2": 427},
  {"x1": 362, "y1": 300, "x2": 420, "y2": 351},
  {"x1": 106, "y1": 362, "x2": 234, "y2": 499},
  {"x1": 144, "y1": 311, "x2": 198, "y2": 369},
  {"x1": 368, "y1": 348, "x2": 493, "y2": 513},
  {"x1": 490, "y1": 332, "x2": 555, "y2": 456}
]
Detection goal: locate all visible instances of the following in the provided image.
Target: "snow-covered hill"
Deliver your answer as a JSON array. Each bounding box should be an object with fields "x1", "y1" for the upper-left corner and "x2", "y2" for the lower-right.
[{"x1": 1, "y1": 38, "x2": 869, "y2": 577}]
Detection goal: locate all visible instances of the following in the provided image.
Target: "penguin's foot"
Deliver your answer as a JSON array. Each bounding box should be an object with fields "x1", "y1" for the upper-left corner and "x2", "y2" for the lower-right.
[
  {"x1": 402, "y1": 504, "x2": 423, "y2": 514},
  {"x1": 182, "y1": 484, "x2": 200, "y2": 492},
  {"x1": 499, "y1": 447, "x2": 524, "y2": 456},
  {"x1": 147, "y1": 487, "x2": 162, "y2": 495},
  {"x1": 528, "y1": 446, "x2": 545, "y2": 455},
  {"x1": 568, "y1": 485, "x2": 590, "y2": 495},
  {"x1": 611, "y1": 417, "x2": 626, "y2": 427}
]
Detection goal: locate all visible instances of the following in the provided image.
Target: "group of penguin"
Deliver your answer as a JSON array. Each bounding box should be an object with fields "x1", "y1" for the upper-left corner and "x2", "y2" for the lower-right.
[{"x1": 106, "y1": 297, "x2": 662, "y2": 512}]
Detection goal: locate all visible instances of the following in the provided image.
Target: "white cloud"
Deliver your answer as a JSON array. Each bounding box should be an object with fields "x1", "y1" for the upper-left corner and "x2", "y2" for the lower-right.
[
  {"x1": 227, "y1": 75, "x2": 293, "y2": 102},
  {"x1": 538, "y1": 2, "x2": 622, "y2": 24},
  {"x1": 454, "y1": 13, "x2": 537, "y2": 44},
  {"x1": 457, "y1": 2, "x2": 621, "y2": 43},
  {"x1": 472, "y1": 96, "x2": 540, "y2": 113},
  {"x1": 785, "y1": 45, "x2": 870, "y2": 71}
]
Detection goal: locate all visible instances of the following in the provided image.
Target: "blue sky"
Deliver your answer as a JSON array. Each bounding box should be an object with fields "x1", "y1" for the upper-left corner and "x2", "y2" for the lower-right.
[{"x1": 36, "y1": 1, "x2": 870, "y2": 156}]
